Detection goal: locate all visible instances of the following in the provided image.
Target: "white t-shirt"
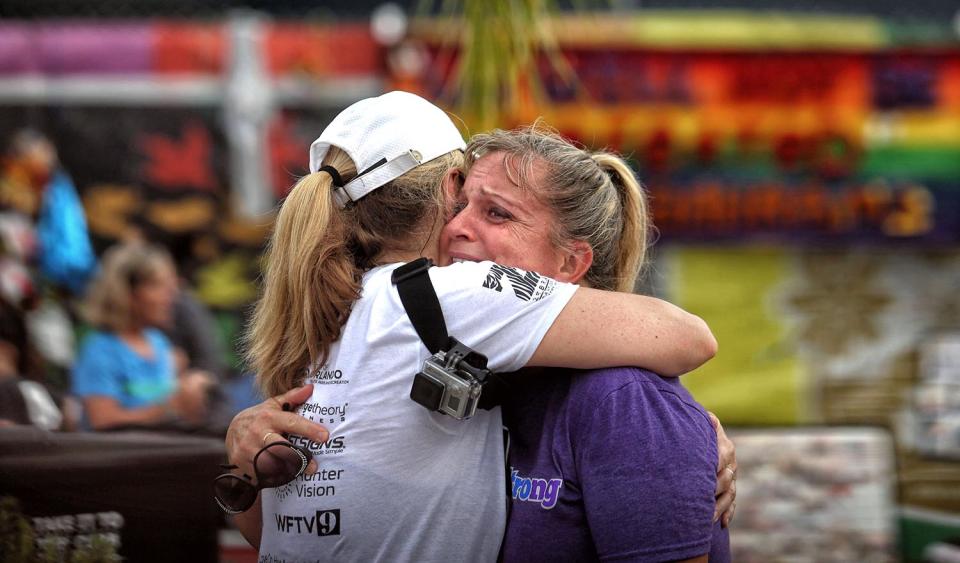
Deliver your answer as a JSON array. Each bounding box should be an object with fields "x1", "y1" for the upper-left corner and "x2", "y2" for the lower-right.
[{"x1": 258, "y1": 261, "x2": 577, "y2": 563}]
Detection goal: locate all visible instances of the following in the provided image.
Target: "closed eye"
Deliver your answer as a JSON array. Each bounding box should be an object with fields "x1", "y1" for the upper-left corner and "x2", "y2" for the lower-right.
[{"x1": 448, "y1": 200, "x2": 467, "y2": 219}]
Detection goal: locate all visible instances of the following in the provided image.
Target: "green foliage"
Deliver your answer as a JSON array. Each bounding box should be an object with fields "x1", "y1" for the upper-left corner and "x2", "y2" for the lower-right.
[
  {"x1": 0, "y1": 497, "x2": 120, "y2": 563},
  {"x1": 69, "y1": 534, "x2": 118, "y2": 563},
  {"x1": 0, "y1": 496, "x2": 34, "y2": 563},
  {"x1": 422, "y1": 0, "x2": 584, "y2": 131}
]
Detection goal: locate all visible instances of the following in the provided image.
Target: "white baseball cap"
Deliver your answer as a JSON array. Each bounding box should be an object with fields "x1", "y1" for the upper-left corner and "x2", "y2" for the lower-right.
[{"x1": 308, "y1": 91, "x2": 466, "y2": 208}]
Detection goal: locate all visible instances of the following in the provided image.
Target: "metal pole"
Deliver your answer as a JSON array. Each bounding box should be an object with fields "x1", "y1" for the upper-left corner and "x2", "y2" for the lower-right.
[{"x1": 224, "y1": 10, "x2": 275, "y2": 218}]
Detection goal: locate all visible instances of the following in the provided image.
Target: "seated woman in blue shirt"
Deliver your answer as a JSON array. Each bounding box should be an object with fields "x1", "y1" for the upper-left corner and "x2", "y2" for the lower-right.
[{"x1": 72, "y1": 242, "x2": 212, "y2": 430}]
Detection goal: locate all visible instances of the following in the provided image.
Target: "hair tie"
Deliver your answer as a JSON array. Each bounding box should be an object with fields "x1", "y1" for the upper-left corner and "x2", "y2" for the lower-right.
[{"x1": 318, "y1": 165, "x2": 344, "y2": 187}]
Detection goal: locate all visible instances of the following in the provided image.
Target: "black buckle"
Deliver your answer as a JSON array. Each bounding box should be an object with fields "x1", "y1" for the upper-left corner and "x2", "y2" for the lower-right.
[{"x1": 391, "y1": 257, "x2": 434, "y2": 284}]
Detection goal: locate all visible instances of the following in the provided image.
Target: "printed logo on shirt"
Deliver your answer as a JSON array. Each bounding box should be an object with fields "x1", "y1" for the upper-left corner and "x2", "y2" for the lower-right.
[
  {"x1": 274, "y1": 482, "x2": 295, "y2": 501},
  {"x1": 274, "y1": 509, "x2": 341, "y2": 536},
  {"x1": 274, "y1": 467, "x2": 343, "y2": 500},
  {"x1": 309, "y1": 367, "x2": 349, "y2": 385},
  {"x1": 482, "y1": 264, "x2": 556, "y2": 302},
  {"x1": 300, "y1": 402, "x2": 349, "y2": 425},
  {"x1": 288, "y1": 434, "x2": 346, "y2": 456},
  {"x1": 511, "y1": 468, "x2": 563, "y2": 510}
]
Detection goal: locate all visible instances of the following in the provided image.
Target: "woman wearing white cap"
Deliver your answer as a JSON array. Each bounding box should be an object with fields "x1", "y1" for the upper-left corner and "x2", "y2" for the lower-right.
[{"x1": 222, "y1": 91, "x2": 719, "y2": 561}]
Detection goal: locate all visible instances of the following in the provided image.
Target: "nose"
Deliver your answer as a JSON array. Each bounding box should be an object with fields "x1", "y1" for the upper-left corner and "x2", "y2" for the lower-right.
[{"x1": 445, "y1": 207, "x2": 477, "y2": 242}]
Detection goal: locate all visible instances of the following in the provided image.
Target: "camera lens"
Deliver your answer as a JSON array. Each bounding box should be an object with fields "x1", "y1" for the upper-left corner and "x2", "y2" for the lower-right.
[{"x1": 411, "y1": 373, "x2": 444, "y2": 411}]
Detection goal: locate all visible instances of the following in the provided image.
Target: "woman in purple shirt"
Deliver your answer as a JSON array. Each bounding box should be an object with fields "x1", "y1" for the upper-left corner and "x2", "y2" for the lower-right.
[{"x1": 440, "y1": 126, "x2": 733, "y2": 562}]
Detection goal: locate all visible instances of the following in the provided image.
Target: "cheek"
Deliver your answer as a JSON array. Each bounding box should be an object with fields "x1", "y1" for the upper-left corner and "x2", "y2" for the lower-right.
[
  {"x1": 437, "y1": 240, "x2": 450, "y2": 266},
  {"x1": 141, "y1": 287, "x2": 173, "y2": 311},
  {"x1": 439, "y1": 222, "x2": 455, "y2": 246},
  {"x1": 515, "y1": 231, "x2": 564, "y2": 275},
  {"x1": 487, "y1": 231, "x2": 540, "y2": 270},
  {"x1": 478, "y1": 228, "x2": 512, "y2": 258}
]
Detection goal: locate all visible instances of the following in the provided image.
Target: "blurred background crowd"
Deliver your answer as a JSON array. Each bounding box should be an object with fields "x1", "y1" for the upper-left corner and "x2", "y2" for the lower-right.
[{"x1": 0, "y1": 0, "x2": 958, "y2": 561}]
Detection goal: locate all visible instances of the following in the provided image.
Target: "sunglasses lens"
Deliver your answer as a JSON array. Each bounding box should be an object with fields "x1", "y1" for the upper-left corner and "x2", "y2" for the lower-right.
[
  {"x1": 214, "y1": 475, "x2": 258, "y2": 514},
  {"x1": 256, "y1": 442, "x2": 309, "y2": 488}
]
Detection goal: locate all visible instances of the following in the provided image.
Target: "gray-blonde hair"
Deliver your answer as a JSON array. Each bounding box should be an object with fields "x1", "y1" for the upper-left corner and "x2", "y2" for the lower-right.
[
  {"x1": 82, "y1": 242, "x2": 175, "y2": 333},
  {"x1": 464, "y1": 124, "x2": 650, "y2": 292}
]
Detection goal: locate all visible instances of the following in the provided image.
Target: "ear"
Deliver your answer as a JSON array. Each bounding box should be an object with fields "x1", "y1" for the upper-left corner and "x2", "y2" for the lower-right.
[
  {"x1": 442, "y1": 167, "x2": 462, "y2": 200},
  {"x1": 556, "y1": 240, "x2": 593, "y2": 284}
]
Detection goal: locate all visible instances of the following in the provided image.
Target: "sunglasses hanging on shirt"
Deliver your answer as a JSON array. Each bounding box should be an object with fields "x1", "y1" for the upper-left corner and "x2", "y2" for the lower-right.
[{"x1": 214, "y1": 438, "x2": 313, "y2": 514}]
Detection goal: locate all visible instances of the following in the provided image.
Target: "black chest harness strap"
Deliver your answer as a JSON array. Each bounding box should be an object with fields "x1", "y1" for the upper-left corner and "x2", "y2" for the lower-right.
[
  {"x1": 391, "y1": 257, "x2": 449, "y2": 355},
  {"x1": 390, "y1": 257, "x2": 506, "y2": 410}
]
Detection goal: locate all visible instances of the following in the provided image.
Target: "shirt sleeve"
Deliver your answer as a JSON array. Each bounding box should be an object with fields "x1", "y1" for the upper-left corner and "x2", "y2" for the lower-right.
[
  {"x1": 429, "y1": 261, "x2": 577, "y2": 373},
  {"x1": 574, "y1": 377, "x2": 718, "y2": 562},
  {"x1": 71, "y1": 334, "x2": 122, "y2": 399}
]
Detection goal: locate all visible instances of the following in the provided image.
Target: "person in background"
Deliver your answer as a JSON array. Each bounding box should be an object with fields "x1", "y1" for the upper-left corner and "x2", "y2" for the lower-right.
[
  {"x1": 0, "y1": 296, "x2": 66, "y2": 429},
  {"x1": 167, "y1": 267, "x2": 228, "y2": 380},
  {"x1": 130, "y1": 226, "x2": 229, "y2": 382},
  {"x1": 161, "y1": 232, "x2": 238, "y2": 430},
  {"x1": 0, "y1": 129, "x2": 56, "y2": 219},
  {"x1": 0, "y1": 130, "x2": 79, "y2": 426},
  {"x1": 126, "y1": 225, "x2": 244, "y2": 429},
  {"x1": 71, "y1": 242, "x2": 212, "y2": 431},
  {"x1": 0, "y1": 130, "x2": 71, "y2": 393}
]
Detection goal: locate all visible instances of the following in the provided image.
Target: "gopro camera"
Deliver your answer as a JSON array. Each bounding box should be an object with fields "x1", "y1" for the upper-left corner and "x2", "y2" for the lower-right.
[{"x1": 410, "y1": 338, "x2": 492, "y2": 420}]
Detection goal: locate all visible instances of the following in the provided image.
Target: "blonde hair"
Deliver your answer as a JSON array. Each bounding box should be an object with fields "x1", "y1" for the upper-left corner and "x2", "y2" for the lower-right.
[
  {"x1": 82, "y1": 242, "x2": 175, "y2": 333},
  {"x1": 247, "y1": 147, "x2": 463, "y2": 397},
  {"x1": 464, "y1": 125, "x2": 650, "y2": 292}
]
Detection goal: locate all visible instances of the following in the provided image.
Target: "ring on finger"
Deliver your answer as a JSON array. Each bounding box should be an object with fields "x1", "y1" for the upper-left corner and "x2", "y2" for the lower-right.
[
  {"x1": 724, "y1": 465, "x2": 737, "y2": 479},
  {"x1": 262, "y1": 431, "x2": 277, "y2": 446}
]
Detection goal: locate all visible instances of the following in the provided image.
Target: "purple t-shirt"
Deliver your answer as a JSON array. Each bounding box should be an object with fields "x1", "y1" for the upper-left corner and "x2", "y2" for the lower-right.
[{"x1": 501, "y1": 367, "x2": 731, "y2": 562}]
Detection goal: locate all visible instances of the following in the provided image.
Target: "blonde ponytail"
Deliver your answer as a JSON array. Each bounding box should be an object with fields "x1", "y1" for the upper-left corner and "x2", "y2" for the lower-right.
[
  {"x1": 247, "y1": 149, "x2": 360, "y2": 397},
  {"x1": 246, "y1": 147, "x2": 462, "y2": 397},
  {"x1": 592, "y1": 154, "x2": 650, "y2": 292}
]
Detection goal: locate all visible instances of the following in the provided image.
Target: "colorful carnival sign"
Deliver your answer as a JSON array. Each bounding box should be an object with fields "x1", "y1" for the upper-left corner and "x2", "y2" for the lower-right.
[{"x1": 399, "y1": 15, "x2": 960, "y2": 243}]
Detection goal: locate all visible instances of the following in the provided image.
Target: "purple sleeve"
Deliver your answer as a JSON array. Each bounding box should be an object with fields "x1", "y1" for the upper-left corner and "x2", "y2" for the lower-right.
[{"x1": 574, "y1": 379, "x2": 719, "y2": 562}]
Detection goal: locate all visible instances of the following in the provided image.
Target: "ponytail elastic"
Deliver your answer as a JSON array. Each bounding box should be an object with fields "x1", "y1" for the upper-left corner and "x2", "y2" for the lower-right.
[{"x1": 319, "y1": 165, "x2": 344, "y2": 187}]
